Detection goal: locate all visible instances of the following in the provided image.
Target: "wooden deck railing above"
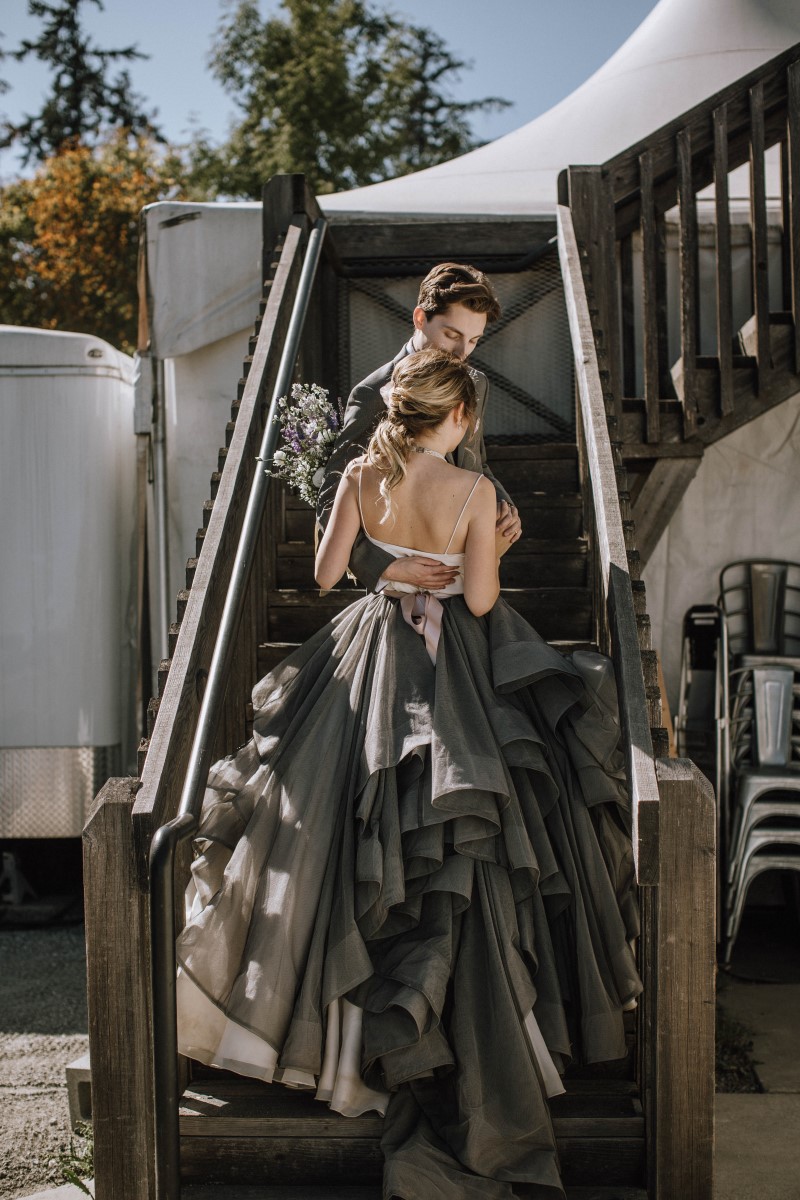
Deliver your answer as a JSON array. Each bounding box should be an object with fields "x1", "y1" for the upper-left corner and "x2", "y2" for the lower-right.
[{"x1": 561, "y1": 42, "x2": 800, "y2": 559}]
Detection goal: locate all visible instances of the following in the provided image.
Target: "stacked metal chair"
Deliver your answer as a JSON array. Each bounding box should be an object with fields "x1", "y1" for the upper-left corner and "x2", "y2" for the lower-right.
[{"x1": 717, "y1": 560, "x2": 800, "y2": 964}]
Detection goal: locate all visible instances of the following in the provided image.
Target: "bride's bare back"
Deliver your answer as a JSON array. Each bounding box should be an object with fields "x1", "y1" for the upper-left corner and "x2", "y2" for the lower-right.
[
  {"x1": 357, "y1": 455, "x2": 482, "y2": 555},
  {"x1": 316, "y1": 454, "x2": 499, "y2": 616}
]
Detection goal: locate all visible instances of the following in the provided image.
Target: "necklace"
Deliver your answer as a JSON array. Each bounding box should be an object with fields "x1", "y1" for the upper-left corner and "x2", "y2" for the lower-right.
[{"x1": 413, "y1": 445, "x2": 447, "y2": 461}]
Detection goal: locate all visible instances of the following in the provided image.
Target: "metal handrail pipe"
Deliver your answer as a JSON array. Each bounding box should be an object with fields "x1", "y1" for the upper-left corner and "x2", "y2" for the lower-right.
[{"x1": 149, "y1": 216, "x2": 328, "y2": 1199}]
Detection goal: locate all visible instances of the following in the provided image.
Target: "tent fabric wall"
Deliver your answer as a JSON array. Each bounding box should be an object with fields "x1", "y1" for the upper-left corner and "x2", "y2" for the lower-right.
[
  {"x1": 644, "y1": 390, "x2": 800, "y2": 714},
  {"x1": 142, "y1": 201, "x2": 262, "y2": 360},
  {"x1": 160, "y1": 330, "x2": 251, "y2": 608}
]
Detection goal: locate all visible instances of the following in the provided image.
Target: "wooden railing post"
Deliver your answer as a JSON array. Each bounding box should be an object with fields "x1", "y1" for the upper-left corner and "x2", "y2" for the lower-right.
[
  {"x1": 84, "y1": 778, "x2": 155, "y2": 1200},
  {"x1": 565, "y1": 165, "x2": 624, "y2": 431},
  {"x1": 652, "y1": 758, "x2": 716, "y2": 1200}
]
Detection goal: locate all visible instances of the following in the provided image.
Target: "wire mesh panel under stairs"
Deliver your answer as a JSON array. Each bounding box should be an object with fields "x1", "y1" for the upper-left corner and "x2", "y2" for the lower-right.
[{"x1": 339, "y1": 252, "x2": 575, "y2": 444}]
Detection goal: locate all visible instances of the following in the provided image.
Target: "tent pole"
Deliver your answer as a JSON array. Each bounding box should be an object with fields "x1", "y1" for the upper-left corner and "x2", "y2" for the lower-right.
[{"x1": 152, "y1": 357, "x2": 170, "y2": 664}]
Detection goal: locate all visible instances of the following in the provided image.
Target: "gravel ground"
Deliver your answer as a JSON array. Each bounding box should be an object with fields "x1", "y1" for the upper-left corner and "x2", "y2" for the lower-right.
[{"x1": 0, "y1": 926, "x2": 89, "y2": 1200}]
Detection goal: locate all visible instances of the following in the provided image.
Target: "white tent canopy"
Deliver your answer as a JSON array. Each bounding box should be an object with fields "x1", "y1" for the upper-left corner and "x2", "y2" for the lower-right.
[{"x1": 323, "y1": 0, "x2": 800, "y2": 215}]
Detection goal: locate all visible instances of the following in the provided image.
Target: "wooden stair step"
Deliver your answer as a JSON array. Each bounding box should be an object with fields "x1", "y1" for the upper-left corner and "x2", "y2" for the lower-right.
[
  {"x1": 500, "y1": 587, "x2": 592, "y2": 641},
  {"x1": 180, "y1": 1076, "x2": 644, "y2": 1187},
  {"x1": 257, "y1": 638, "x2": 600, "y2": 674},
  {"x1": 183, "y1": 1187, "x2": 647, "y2": 1199},
  {"x1": 484, "y1": 442, "x2": 578, "y2": 459},
  {"x1": 266, "y1": 587, "x2": 593, "y2": 643},
  {"x1": 276, "y1": 538, "x2": 590, "y2": 589},
  {"x1": 285, "y1": 495, "x2": 583, "y2": 543}
]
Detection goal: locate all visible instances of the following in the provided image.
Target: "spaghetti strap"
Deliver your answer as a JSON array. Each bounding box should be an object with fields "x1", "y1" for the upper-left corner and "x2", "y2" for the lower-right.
[
  {"x1": 356, "y1": 461, "x2": 365, "y2": 527},
  {"x1": 444, "y1": 476, "x2": 482, "y2": 553}
]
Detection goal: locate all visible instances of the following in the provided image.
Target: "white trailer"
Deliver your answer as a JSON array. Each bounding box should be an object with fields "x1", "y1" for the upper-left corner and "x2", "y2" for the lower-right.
[{"x1": 0, "y1": 326, "x2": 136, "y2": 838}]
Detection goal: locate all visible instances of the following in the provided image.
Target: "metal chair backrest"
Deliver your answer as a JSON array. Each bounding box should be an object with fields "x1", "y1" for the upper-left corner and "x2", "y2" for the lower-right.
[
  {"x1": 751, "y1": 666, "x2": 795, "y2": 767},
  {"x1": 719, "y1": 560, "x2": 800, "y2": 659}
]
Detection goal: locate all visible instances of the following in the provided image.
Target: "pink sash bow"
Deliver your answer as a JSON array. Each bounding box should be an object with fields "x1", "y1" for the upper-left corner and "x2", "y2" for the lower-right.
[{"x1": 397, "y1": 591, "x2": 444, "y2": 665}]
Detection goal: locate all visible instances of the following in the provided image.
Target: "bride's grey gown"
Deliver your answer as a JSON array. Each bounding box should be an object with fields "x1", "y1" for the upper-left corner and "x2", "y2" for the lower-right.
[{"x1": 176, "y1": 493, "x2": 643, "y2": 1199}]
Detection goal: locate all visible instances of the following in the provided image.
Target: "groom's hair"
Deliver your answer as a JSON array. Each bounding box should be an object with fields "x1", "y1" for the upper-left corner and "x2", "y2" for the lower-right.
[{"x1": 417, "y1": 263, "x2": 501, "y2": 323}]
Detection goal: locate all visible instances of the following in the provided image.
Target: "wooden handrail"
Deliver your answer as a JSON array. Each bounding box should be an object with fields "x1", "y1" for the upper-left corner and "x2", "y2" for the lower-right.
[
  {"x1": 131, "y1": 223, "x2": 305, "y2": 875},
  {"x1": 557, "y1": 204, "x2": 660, "y2": 884},
  {"x1": 559, "y1": 198, "x2": 716, "y2": 1200}
]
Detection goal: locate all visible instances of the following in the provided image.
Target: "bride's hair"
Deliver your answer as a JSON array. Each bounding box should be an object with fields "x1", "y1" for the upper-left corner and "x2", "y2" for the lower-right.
[{"x1": 367, "y1": 348, "x2": 478, "y2": 508}]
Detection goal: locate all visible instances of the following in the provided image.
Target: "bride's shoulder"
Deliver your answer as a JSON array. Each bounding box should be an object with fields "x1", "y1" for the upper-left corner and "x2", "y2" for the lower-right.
[
  {"x1": 468, "y1": 473, "x2": 497, "y2": 511},
  {"x1": 343, "y1": 454, "x2": 369, "y2": 478}
]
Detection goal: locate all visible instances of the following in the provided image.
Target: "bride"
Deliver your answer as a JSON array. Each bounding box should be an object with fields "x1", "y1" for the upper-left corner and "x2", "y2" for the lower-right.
[{"x1": 175, "y1": 347, "x2": 642, "y2": 1199}]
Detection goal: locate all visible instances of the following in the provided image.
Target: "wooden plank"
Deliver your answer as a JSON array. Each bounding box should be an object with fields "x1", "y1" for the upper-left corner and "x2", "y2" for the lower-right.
[
  {"x1": 654, "y1": 758, "x2": 716, "y2": 1200},
  {"x1": 326, "y1": 213, "x2": 555, "y2": 264},
  {"x1": 787, "y1": 61, "x2": 800, "y2": 373},
  {"x1": 631, "y1": 457, "x2": 704, "y2": 567},
  {"x1": 181, "y1": 1189, "x2": 648, "y2": 1200},
  {"x1": 485, "y1": 442, "x2": 578, "y2": 461},
  {"x1": 83, "y1": 779, "x2": 155, "y2": 1200},
  {"x1": 750, "y1": 79, "x2": 772, "y2": 390},
  {"x1": 566, "y1": 166, "x2": 623, "y2": 429},
  {"x1": 181, "y1": 1136, "x2": 382, "y2": 1184},
  {"x1": 714, "y1": 104, "x2": 735, "y2": 415},
  {"x1": 558, "y1": 203, "x2": 661, "y2": 887},
  {"x1": 181, "y1": 1134, "x2": 644, "y2": 1187},
  {"x1": 278, "y1": 551, "x2": 588, "y2": 590},
  {"x1": 180, "y1": 1112, "x2": 641, "y2": 1141},
  {"x1": 677, "y1": 127, "x2": 699, "y2": 434},
  {"x1": 639, "y1": 151, "x2": 661, "y2": 442},
  {"x1": 620, "y1": 234, "x2": 637, "y2": 399},
  {"x1": 181, "y1": 1188, "x2": 648, "y2": 1200}
]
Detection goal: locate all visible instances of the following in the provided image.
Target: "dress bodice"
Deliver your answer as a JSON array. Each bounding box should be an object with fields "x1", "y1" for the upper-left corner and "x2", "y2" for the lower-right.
[
  {"x1": 364, "y1": 531, "x2": 465, "y2": 597},
  {"x1": 357, "y1": 464, "x2": 480, "y2": 599}
]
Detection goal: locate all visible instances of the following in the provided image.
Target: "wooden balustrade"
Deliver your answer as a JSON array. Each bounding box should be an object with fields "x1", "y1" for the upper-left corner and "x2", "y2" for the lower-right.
[
  {"x1": 563, "y1": 43, "x2": 800, "y2": 454},
  {"x1": 559, "y1": 201, "x2": 716, "y2": 1200}
]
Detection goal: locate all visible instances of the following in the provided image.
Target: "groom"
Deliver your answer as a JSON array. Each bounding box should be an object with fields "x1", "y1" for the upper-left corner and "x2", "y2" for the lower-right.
[{"x1": 316, "y1": 262, "x2": 522, "y2": 591}]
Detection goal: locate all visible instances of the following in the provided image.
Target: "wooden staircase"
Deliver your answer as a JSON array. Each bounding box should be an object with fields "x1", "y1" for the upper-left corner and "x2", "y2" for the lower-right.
[
  {"x1": 173, "y1": 439, "x2": 645, "y2": 1197},
  {"x1": 95, "y1": 55, "x2": 800, "y2": 1184}
]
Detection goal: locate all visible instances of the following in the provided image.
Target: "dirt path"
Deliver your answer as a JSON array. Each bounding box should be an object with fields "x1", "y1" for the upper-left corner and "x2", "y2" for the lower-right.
[{"x1": 0, "y1": 927, "x2": 88, "y2": 1200}]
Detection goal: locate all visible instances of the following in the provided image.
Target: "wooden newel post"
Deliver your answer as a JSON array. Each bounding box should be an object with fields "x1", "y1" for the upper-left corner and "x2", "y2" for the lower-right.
[
  {"x1": 653, "y1": 758, "x2": 716, "y2": 1200},
  {"x1": 84, "y1": 778, "x2": 156, "y2": 1200}
]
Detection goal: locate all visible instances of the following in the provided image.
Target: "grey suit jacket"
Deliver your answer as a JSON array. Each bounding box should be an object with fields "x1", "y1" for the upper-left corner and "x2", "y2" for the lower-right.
[{"x1": 316, "y1": 341, "x2": 512, "y2": 591}]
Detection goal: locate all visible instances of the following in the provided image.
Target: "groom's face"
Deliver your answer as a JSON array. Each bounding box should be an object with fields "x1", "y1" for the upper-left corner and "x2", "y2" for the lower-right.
[{"x1": 412, "y1": 303, "x2": 487, "y2": 361}]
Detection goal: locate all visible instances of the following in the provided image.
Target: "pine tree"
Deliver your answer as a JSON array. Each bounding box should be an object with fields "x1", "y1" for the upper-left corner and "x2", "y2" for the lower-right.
[
  {"x1": 1, "y1": 0, "x2": 161, "y2": 166},
  {"x1": 188, "y1": 0, "x2": 510, "y2": 198}
]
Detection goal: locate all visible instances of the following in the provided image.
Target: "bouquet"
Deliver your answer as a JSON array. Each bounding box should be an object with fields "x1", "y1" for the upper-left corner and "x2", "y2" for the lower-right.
[{"x1": 268, "y1": 382, "x2": 341, "y2": 507}]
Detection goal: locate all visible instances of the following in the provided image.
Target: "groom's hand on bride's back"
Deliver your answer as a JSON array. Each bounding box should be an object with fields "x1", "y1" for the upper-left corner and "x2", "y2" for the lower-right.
[
  {"x1": 382, "y1": 557, "x2": 460, "y2": 590},
  {"x1": 496, "y1": 501, "x2": 522, "y2": 556}
]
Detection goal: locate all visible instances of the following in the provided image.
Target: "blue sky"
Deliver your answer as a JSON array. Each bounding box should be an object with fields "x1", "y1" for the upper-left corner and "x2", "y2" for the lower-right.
[{"x1": 0, "y1": 0, "x2": 660, "y2": 179}]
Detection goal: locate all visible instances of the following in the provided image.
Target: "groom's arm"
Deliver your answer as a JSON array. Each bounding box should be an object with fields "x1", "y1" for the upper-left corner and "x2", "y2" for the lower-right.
[
  {"x1": 316, "y1": 380, "x2": 394, "y2": 592},
  {"x1": 471, "y1": 375, "x2": 513, "y2": 507}
]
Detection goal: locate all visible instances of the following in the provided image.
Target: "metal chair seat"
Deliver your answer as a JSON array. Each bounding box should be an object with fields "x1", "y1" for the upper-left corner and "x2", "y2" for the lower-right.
[
  {"x1": 723, "y1": 851, "x2": 800, "y2": 963},
  {"x1": 727, "y1": 797, "x2": 800, "y2": 884},
  {"x1": 728, "y1": 824, "x2": 800, "y2": 903}
]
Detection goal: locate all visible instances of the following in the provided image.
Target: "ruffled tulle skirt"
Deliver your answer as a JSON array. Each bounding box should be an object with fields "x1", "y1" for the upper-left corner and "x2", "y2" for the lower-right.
[{"x1": 176, "y1": 593, "x2": 642, "y2": 1199}]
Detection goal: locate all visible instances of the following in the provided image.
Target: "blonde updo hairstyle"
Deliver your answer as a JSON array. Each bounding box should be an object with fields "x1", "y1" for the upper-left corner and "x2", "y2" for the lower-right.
[{"x1": 367, "y1": 348, "x2": 478, "y2": 510}]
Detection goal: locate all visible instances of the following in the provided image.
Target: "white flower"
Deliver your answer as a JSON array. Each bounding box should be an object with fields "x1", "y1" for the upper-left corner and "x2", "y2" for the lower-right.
[
  {"x1": 312, "y1": 467, "x2": 326, "y2": 488},
  {"x1": 273, "y1": 450, "x2": 287, "y2": 464}
]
